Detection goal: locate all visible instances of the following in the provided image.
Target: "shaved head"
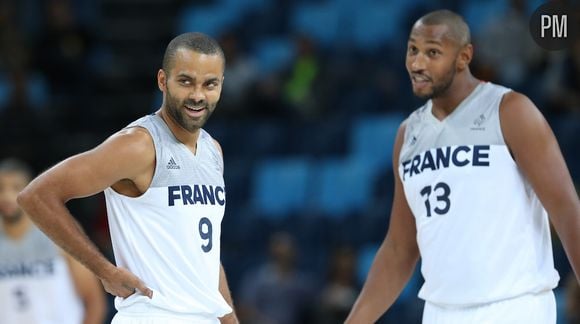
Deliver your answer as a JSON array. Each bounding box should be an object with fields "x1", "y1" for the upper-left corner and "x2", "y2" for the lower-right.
[
  {"x1": 406, "y1": 10, "x2": 475, "y2": 100},
  {"x1": 162, "y1": 32, "x2": 225, "y2": 75},
  {"x1": 414, "y1": 10, "x2": 471, "y2": 46}
]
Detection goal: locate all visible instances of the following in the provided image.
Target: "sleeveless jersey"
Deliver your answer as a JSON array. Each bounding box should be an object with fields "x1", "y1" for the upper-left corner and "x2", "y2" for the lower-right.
[
  {"x1": 104, "y1": 114, "x2": 232, "y2": 320},
  {"x1": 398, "y1": 82, "x2": 559, "y2": 306},
  {"x1": 0, "y1": 226, "x2": 83, "y2": 324}
]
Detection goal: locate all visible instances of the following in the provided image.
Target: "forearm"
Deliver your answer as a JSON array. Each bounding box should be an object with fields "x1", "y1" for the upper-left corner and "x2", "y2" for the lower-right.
[
  {"x1": 346, "y1": 242, "x2": 418, "y2": 324},
  {"x1": 551, "y1": 205, "x2": 580, "y2": 283},
  {"x1": 18, "y1": 190, "x2": 114, "y2": 279}
]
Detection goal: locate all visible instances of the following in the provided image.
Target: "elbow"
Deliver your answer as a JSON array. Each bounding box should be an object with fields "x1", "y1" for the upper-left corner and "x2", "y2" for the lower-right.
[
  {"x1": 16, "y1": 186, "x2": 34, "y2": 212},
  {"x1": 17, "y1": 185, "x2": 48, "y2": 226},
  {"x1": 17, "y1": 182, "x2": 47, "y2": 215}
]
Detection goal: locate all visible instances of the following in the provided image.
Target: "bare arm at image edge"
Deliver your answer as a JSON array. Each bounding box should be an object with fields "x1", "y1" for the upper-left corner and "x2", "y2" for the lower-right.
[{"x1": 500, "y1": 92, "x2": 580, "y2": 283}]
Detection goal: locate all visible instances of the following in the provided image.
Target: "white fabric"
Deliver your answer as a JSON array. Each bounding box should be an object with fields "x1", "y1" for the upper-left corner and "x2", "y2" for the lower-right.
[
  {"x1": 105, "y1": 115, "x2": 231, "y2": 319},
  {"x1": 399, "y1": 82, "x2": 559, "y2": 306},
  {"x1": 0, "y1": 227, "x2": 83, "y2": 324},
  {"x1": 112, "y1": 305, "x2": 220, "y2": 324},
  {"x1": 422, "y1": 290, "x2": 556, "y2": 324}
]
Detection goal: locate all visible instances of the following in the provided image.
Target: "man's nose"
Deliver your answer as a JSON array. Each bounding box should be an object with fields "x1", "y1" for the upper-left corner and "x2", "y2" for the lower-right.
[
  {"x1": 189, "y1": 87, "x2": 205, "y2": 103},
  {"x1": 411, "y1": 54, "x2": 427, "y2": 71}
]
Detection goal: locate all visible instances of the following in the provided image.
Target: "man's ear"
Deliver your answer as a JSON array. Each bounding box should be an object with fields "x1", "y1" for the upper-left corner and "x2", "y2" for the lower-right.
[
  {"x1": 157, "y1": 69, "x2": 167, "y2": 91},
  {"x1": 457, "y1": 44, "x2": 473, "y2": 71}
]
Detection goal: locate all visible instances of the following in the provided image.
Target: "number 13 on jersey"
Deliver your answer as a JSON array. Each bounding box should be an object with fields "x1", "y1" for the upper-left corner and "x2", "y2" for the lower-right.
[{"x1": 420, "y1": 182, "x2": 451, "y2": 217}]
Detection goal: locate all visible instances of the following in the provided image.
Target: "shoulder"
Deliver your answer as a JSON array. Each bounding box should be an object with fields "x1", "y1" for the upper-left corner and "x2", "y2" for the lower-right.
[
  {"x1": 86, "y1": 126, "x2": 156, "y2": 178},
  {"x1": 103, "y1": 126, "x2": 155, "y2": 157},
  {"x1": 113, "y1": 126, "x2": 153, "y2": 142},
  {"x1": 499, "y1": 91, "x2": 550, "y2": 149},
  {"x1": 484, "y1": 81, "x2": 511, "y2": 94},
  {"x1": 500, "y1": 90, "x2": 534, "y2": 110},
  {"x1": 499, "y1": 91, "x2": 544, "y2": 128}
]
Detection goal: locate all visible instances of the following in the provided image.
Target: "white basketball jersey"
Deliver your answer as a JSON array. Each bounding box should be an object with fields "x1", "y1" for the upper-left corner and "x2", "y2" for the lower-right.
[
  {"x1": 0, "y1": 226, "x2": 84, "y2": 324},
  {"x1": 104, "y1": 114, "x2": 232, "y2": 319},
  {"x1": 399, "y1": 82, "x2": 559, "y2": 306}
]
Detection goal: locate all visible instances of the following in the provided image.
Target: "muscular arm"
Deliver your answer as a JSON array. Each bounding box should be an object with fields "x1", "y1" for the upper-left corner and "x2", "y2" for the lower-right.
[
  {"x1": 345, "y1": 123, "x2": 420, "y2": 324},
  {"x1": 65, "y1": 253, "x2": 107, "y2": 324},
  {"x1": 500, "y1": 92, "x2": 580, "y2": 282},
  {"x1": 17, "y1": 128, "x2": 155, "y2": 297}
]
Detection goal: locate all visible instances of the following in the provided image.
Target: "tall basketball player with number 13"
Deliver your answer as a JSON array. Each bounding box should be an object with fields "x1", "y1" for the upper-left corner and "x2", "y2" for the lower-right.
[{"x1": 346, "y1": 9, "x2": 580, "y2": 324}]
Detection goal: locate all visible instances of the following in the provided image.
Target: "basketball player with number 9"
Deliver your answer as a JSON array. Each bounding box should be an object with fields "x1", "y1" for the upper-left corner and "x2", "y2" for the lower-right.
[
  {"x1": 346, "y1": 10, "x2": 580, "y2": 324},
  {"x1": 18, "y1": 32, "x2": 238, "y2": 323}
]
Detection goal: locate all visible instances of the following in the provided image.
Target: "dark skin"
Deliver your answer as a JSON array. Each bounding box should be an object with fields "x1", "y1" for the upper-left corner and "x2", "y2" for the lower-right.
[
  {"x1": 346, "y1": 21, "x2": 580, "y2": 323},
  {"x1": 17, "y1": 48, "x2": 239, "y2": 323},
  {"x1": 406, "y1": 22, "x2": 479, "y2": 118}
]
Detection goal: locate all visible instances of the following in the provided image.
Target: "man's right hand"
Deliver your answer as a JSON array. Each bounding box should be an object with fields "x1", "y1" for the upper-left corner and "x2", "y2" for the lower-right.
[{"x1": 100, "y1": 267, "x2": 153, "y2": 299}]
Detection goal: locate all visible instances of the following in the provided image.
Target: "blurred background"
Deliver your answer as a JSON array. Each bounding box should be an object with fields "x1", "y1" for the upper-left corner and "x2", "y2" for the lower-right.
[{"x1": 1, "y1": 0, "x2": 579, "y2": 322}]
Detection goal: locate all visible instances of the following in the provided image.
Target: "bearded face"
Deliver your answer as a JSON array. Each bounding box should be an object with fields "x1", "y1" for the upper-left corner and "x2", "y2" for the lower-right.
[{"x1": 159, "y1": 49, "x2": 224, "y2": 132}]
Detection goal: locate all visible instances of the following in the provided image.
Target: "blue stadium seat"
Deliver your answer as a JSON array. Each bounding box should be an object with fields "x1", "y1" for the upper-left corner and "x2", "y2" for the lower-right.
[
  {"x1": 252, "y1": 158, "x2": 312, "y2": 219},
  {"x1": 351, "y1": 2, "x2": 406, "y2": 51},
  {"x1": 290, "y1": 2, "x2": 342, "y2": 48},
  {"x1": 313, "y1": 158, "x2": 374, "y2": 217},
  {"x1": 252, "y1": 37, "x2": 296, "y2": 75},
  {"x1": 350, "y1": 113, "x2": 405, "y2": 173},
  {"x1": 460, "y1": 0, "x2": 508, "y2": 36},
  {"x1": 178, "y1": 4, "x2": 240, "y2": 37},
  {"x1": 334, "y1": 0, "x2": 429, "y2": 13},
  {"x1": 0, "y1": 72, "x2": 48, "y2": 110},
  {"x1": 220, "y1": 0, "x2": 268, "y2": 16}
]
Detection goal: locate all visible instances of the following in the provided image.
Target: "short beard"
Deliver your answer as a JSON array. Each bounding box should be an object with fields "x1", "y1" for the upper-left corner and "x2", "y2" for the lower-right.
[
  {"x1": 165, "y1": 85, "x2": 213, "y2": 132},
  {"x1": 419, "y1": 62, "x2": 457, "y2": 100}
]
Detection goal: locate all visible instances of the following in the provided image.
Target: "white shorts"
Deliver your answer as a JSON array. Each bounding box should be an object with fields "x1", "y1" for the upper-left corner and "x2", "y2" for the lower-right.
[
  {"x1": 112, "y1": 312, "x2": 219, "y2": 324},
  {"x1": 422, "y1": 290, "x2": 556, "y2": 324}
]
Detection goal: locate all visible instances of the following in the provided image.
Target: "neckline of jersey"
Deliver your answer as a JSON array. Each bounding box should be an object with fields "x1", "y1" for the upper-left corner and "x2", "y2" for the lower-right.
[
  {"x1": 153, "y1": 113, "x2": 203, "y2": 160},
  {"x1": 426, "y1": 82, "x2": 485, "y2": 125}
]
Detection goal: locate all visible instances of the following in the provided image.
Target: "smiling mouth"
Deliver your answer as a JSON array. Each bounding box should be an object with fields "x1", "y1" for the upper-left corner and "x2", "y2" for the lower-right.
[
  {"x1": 184, "y1": 104, "x2": 206, "y2": 112},
  {"x1": 411, "y1": 75, "x2": 431, "y2": 83}
]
